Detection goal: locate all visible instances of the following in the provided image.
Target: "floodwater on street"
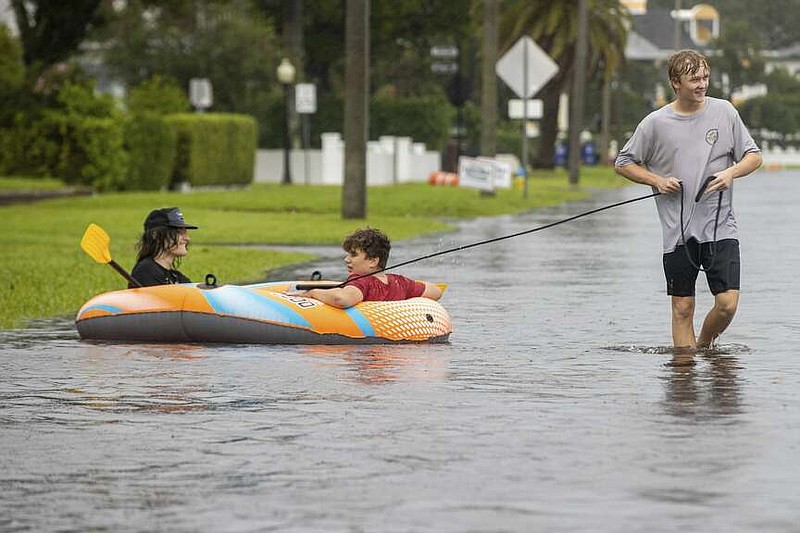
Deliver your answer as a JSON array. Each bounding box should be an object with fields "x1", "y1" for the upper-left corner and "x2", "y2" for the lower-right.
[{"x1": 1, "y1": 169, "x2": 798, "y2": 532}]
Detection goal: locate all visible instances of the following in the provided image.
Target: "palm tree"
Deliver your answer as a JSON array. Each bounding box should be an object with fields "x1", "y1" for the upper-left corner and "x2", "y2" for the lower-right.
[{"x1": 499, "y1": 0, "x2": 629, "y2": 168}]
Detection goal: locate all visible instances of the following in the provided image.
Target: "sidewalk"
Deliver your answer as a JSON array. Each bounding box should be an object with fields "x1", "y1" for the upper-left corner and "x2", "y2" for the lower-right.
[{"x1": 0, "y1": 186, "x2": 93, "y2": 206}]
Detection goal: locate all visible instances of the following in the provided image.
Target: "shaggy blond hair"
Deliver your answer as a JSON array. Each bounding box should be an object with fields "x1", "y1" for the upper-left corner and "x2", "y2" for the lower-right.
[{"x1": 666, "y1": 50, "x2": 710, "y2": 90}]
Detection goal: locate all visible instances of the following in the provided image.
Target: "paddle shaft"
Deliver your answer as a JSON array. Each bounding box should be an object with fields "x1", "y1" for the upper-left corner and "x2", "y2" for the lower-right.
[{"x1": 110, "y1": 259, "x2": 142, "y2": 288}]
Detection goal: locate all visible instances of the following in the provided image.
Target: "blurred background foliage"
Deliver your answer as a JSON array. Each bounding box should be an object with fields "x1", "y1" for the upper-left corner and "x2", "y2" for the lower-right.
[{"x1": 0, "y1": 0, "x2": 799, "y2": 189}]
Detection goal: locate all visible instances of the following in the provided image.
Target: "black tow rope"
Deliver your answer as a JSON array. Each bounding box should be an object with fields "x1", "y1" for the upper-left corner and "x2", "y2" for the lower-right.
[
  {"x1": 679, "y1": 176, "x2": 724, "y2": 272},
  {"x1": 296, "y1": 191, "x2": 661, "y2": 290}
]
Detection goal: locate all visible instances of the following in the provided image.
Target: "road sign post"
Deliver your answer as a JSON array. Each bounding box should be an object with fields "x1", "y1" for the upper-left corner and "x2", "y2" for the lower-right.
[
  {"x1": 496, "y1": 37, "x2": 558, "y2": 198},
  {"x1": 295, "y1": 83, "x2": 316, "y2": 184}
]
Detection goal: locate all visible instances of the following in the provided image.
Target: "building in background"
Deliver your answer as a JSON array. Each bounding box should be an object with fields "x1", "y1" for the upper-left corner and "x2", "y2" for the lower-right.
[{"x1": 623, "y1": 2, "x2": 718, "y2": 61}]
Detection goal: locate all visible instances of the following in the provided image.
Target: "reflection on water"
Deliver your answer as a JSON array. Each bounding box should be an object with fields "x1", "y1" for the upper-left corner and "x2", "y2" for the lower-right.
[
  {"x1": 0, "y1": 317, "x2": 78, "y2": 349},
  {"x1": 3, "y1": 339, "x2": 215, "y2": 415},
  {"x1": 301, "y1": 344, "x2": 450, "y2": 384},
  {"x1": 605, "y1": 343, "x2": 747, "y2": 418},
  {"x1": 663, "y1": 352, "x2": 744, "y2": 417}
]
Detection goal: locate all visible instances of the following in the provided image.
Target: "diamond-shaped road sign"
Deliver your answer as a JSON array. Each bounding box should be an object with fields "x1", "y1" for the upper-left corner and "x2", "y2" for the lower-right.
[{"x1": 495, "y1": 36, "x2": 559, "y2": 99}]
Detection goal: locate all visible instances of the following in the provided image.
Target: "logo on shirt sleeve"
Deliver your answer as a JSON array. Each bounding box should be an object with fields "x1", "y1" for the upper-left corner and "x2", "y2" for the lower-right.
[{"x1": 705, "y1": 129, "x2": 719, "y2": 146}]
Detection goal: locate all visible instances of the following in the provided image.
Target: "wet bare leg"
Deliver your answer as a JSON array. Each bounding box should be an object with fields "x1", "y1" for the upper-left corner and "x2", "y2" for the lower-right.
[
  {"x1": 697, "y1": 290, "x2": 739, "y2": 349},
  {"x1": 671, "y1": 295, "x2": 697, "y2": 351}
]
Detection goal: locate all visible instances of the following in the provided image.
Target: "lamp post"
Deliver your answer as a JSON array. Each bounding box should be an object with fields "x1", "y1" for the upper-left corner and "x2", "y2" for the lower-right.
[{"x1": 276, "y1": 58, "x2": 296, "y2": 185}]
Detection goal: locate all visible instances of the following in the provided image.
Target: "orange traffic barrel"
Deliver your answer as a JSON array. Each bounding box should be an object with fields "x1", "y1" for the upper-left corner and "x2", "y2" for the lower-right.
[{"x1": 428, "y1": 171, "x2": 459, "y2": 186}]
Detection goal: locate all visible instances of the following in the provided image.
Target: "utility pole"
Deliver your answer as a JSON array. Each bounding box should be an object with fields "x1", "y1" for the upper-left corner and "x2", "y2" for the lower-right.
[
  {"x1": 285, "y1": 0, "x2": 304, "y2": 150},
  {"x1": 568, "y1": 0, "x2": 588, "y2": 185}
]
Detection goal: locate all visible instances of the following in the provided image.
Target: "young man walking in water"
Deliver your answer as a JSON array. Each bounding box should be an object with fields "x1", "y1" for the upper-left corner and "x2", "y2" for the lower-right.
[{"x1": 614, "y1": 50, "x2": 762, "y2": 351}]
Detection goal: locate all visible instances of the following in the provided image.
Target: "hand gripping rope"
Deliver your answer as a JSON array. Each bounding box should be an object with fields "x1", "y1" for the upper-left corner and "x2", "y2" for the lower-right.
[{"x1": 679, "y1": 176, "x2": 724, "y2": 272}]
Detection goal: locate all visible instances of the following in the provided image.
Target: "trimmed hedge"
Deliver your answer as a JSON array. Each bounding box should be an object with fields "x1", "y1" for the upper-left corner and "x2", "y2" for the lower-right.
[
  {"x1": 0, "y1": 128, "x2": 12, "y2": 174},
  {"x1": 166, "y1": 113, "x2": 257, "y2": 187},
  {"x1": 1, "y1": 111, "x2": 127, "y2": 190},
  {"x1": 74, "y1": 116, "x2": 128, "y2": 191},
  {"x1": 123, "y1": 113, "x2": 176, "y2": 190},
  {"x1": 4, "y1": 111, "x2": 257, "y2": 190}
]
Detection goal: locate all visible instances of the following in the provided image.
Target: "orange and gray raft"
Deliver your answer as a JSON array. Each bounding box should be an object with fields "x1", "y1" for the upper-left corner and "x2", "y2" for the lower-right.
[{"x1": 75, "y1": 281, "x2": 452, "y2": 344}]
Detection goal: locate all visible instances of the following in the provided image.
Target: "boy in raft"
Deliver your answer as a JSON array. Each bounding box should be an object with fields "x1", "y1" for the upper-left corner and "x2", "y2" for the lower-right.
[{"x1": 286, "y1": 227, "x2": 442, "y2": 308}]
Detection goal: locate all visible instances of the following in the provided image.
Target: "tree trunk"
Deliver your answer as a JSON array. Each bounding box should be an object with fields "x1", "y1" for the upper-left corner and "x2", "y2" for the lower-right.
[
  {"x1": 567, "y1": 0, "x2": 588, "y2": 185},
  {"x1": 536, "y1": 82, "x2": 561, "y2": 168},
  {"x1": 342, "y1": 0, "x2": 369, "y2": 219},
  {"x1": 598, "y1": 71, "x2": 612, "y2": 166},
  {"x1": 480, "y1": 0, "x2": 498, "y2": 158}
]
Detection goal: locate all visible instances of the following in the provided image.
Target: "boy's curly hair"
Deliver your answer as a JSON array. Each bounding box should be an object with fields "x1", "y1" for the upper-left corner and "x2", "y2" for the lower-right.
[{"x1": 343, "y1": 227, "x2": 391, "y2": 269}]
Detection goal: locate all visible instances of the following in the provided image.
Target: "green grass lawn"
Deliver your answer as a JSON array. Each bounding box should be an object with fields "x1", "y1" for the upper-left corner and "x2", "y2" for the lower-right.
[{"x1": 0, "y1": 167, "x2": 630, "y2": 329}]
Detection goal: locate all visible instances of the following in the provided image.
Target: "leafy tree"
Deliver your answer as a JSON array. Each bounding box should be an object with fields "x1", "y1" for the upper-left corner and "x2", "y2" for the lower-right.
[
  {"x1": 710, "y1": 20, "x2": 765, "y2": 96},
  {"x1": 370, "y1": 0, "x2": 475, "y2": 98},
  {"x1": 127, "y1": 75, "x2": 190, "y2": 115},
  {"x1": 764, "y1": 68, "x2": 800, "y2": 95},
  {"x1": 0, "y1": 23, "x2": 25, "y2": 124},
  {"x1": 10, "y1": 0, "x2": 105, "y2": 74},
  {"x1": 102, "y1": 0, "x2": 281, "y2": 113},
  {"x1": 738, "y1": 94, "x2": 800, "y2": 148},
  {"x1": 55, "y1": 80, "x2": 119, "y2": 119},
  {"x1": 499, "y1": 0, "x2": 629, "y2": 167},
  {"x1": 0, "y1": 24, "x2": 24, "y2": 90},
  {"x1": 738, "y1": 69, "x2": 800, "y2": 149},
  {"x1": 259, "y1": 0, "x2": 475, "y2": 98}
]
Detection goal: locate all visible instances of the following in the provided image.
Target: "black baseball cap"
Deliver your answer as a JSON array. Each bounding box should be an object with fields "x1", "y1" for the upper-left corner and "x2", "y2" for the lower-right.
[{"x1": 144, "y1": 207, "x2": 198, "y2": 231}]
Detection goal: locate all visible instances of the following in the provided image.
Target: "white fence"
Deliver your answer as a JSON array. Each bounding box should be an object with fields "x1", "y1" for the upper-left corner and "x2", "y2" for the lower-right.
[
  {"x1": 761, "y1": 145, "x2": 800, "y2": 168},
  {"x1": 254, "y1": 133, "x2": 441, "y2": 185}
]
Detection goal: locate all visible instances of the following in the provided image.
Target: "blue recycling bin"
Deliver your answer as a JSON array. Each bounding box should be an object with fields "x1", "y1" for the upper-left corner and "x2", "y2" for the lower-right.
[
  {"x1": 554, "y1": 142, "x2": 567, "y2": 167},
  {"x1": 581, "y1": 141, "x2": 598, "y2": 165}
]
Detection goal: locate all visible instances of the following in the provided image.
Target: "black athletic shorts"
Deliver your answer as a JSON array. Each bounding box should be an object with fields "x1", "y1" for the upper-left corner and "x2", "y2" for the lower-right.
[{"x1": 663, "y1": 238, "x2": 740, "y2": 297}]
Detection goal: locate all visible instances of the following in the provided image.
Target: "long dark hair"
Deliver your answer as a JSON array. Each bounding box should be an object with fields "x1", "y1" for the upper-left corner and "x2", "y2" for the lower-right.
[{"x1": 135, "y1": 226, "x2": 184, "y2": 267}]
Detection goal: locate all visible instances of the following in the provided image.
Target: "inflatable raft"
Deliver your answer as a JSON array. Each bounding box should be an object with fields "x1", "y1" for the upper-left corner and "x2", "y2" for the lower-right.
[{"x1": 75, "y1": 281, "x2": 452, "y2": 345}]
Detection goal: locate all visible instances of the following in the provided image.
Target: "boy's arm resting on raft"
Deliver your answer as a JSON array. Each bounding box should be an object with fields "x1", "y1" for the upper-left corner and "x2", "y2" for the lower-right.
[
  {"x1": 287, "y1": 280, "x2": 443, "y2": 309},
  {"x1": 300, "y1": 285, "x2": 364, "y2": 309},
  {"x1": 420, "y1": 281, "x2": 443, "y2": 301}
]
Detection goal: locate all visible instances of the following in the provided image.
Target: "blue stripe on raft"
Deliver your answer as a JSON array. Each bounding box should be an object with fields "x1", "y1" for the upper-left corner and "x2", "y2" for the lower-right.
[
  {"x1": 82, "y1": 304, "x2": 123, "y2": 315},
  {"x1": 202, "y1": 285, "x2": 313, "y2": 328},
  {"x1": 343, "y1": 307, "x2": 375, "y2": 337}
]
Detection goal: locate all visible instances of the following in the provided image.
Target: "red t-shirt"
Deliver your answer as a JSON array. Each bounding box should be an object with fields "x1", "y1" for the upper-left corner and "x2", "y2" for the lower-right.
[{"x1": 345, "y1": 273, "x2": 425, "y2": 301}]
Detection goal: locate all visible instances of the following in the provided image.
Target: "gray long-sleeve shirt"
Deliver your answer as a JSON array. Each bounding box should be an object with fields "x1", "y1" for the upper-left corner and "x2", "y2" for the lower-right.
[{"x1": 615, "y1": 97, "x2": 760, "y2": 253}]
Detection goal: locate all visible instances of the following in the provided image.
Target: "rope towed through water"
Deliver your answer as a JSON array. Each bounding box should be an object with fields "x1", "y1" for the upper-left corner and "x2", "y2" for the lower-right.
[{"x1": 298, "y1": 191, "x2": 662, "y2": 290}]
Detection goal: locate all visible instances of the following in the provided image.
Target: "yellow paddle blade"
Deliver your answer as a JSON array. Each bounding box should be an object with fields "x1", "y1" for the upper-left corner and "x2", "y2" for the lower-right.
[{"x1": 80, "y1": 223, "x2": 112, "y2": 264}]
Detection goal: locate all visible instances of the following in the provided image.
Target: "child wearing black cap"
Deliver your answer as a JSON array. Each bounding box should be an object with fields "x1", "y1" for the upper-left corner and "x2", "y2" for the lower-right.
[{"x1": 130, "y1": 207, "x2": 198, "y2": 288}]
